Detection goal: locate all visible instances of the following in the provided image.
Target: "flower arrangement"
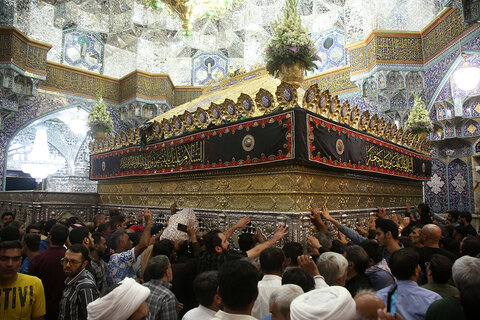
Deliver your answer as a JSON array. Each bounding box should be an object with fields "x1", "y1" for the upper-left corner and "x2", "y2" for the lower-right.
[
  {"x1": 265, "y1": 0, "x2": 320, "y2": 77},
  {"x1": 88, "y1": 91, "x2": 113, "y2": 137},
  {"x1": 404, "y1": 93, "x2": 433, "y2": 135}
]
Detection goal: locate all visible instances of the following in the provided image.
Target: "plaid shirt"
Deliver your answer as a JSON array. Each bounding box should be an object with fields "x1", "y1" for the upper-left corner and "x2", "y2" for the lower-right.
[
  {"x1": 143, "y1": 280, "x2": 178, "y2": 320},
  {"x1": 58, "y1": 268, "x2": 99, "y2": 320},
  {"x1": 89, "y1": 257, "x2": 107, "y2": 292}
]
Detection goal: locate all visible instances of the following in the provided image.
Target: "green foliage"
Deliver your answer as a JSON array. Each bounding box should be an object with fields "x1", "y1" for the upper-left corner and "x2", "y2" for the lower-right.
[
  {"x1": 265, "y1": 0, "x2": 319, "y2": 77},
  {"x1": 404, "y1": 93, "x2": 433, "y2": 134},
  {"x1": 88, "y1": 91, "x2": 113, "y2": 136}
]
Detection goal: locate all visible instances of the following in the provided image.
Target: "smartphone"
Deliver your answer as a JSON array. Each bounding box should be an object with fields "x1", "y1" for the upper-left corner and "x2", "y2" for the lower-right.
[
  {"x1": 387, "y1": 283, "x2": 398, "y2": 315},
  {"x1": 177, "y1": 223, "x2": 188, "y2": 233}
]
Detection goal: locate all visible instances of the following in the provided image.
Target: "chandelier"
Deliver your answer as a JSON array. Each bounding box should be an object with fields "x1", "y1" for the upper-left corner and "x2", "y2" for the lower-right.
[
  {"x1": 20, "y1": 127, "x2": 65, "y2": 182},
  {"x1": 142, "y1": 0, "x2": 244, "y2": 36}
]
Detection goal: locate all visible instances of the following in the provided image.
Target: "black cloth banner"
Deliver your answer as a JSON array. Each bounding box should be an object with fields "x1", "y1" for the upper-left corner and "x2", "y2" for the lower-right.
[
  {"x1": 307, "y1": 113, "x2": 431, "y2": 180},
  {"x1": 90, "y1": 112, "x2": 294, "y2": 179},
  {"x1": 90, "y1": 109, "x2": 431, "y2": 181}
]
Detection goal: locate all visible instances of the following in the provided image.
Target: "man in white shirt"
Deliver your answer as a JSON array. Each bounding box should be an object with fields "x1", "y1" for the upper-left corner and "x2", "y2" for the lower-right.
[
  {"x1": 182, "y1": 271, "x2": 220, "y2": 320},
  {"x1": 252, "y1": 247, "x2": 285, "y2": 319}
]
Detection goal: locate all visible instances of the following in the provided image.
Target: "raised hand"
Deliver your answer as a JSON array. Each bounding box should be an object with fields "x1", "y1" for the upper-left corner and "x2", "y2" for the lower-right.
[
  {"x1": 377, "y1": 206, "x2": 386, "y2": 220},
  {"x1": 319, "y1": 205, "x2": 333, "y2": 221},
  {"x1": 273, "y1": 224, "x2": 288, "y2": 240},
  {"x1": 391, "y1": 213, "x2": 400, "y2": 225},
  {"x1": 337, "y1": 231, "x2": 348, "y2": 246},
  {"x1": 235, "y1": 216, "x2": 251, "y2": 229},
  {"x1": 309, "y1": 208, "x2": 321, "y2": 221},
  {"x1": 298, "y1": 254, "x2": 320, "y2": 276},
  {"x1": 368, "y1": 215, "x2": 376, "y2": 230},
  {"x1": 143, "y1": 209, "x2": 153, "y2": 224}
]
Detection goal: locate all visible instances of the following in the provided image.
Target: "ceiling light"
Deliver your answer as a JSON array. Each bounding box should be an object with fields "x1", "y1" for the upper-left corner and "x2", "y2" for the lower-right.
[
  {"x1": 142, "y1": 0, "x2": 244, "y2": 36},
  {"x1": 454, "y1": 65, "x2": 480, "y2": 91}
]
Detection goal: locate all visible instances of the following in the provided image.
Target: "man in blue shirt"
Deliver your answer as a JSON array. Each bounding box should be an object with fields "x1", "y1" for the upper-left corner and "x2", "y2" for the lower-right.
[
  {"x1": 106, "y1": 209, "x2": 152, "y2": 287},
  {"x1": 377, "y1": 248, "x2": 441, "y2": 320}
]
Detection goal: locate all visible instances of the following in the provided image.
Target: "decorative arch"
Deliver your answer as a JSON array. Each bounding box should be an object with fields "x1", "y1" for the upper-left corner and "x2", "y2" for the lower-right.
[
  {"x1": 431, "y1": 124, "x2": 444, "y2": 141},
  {"x1": 427, "y1": 49, "x2": 480, "y2": 109},
  {"x1": 463, "y1": 119, "x2": 480, "y2": 137},
  {"x1": 465, "y1": 95, "x2": 480, "y2": 117},
  {"x1": 0, "y1": 93, "x2": 123, "y2": 190},
  {"x1": 444, "y1": 121, "x2": 454, "y2": 138},
  {"x1": 386, "y1": 71, "x2": 404, "y2": 89},
  {"x1": 405, "y1": 71, "x2": 423, "y2": 90},
  {"x1": 390, "y1": 92, "x2": 406, "y2": 110}
]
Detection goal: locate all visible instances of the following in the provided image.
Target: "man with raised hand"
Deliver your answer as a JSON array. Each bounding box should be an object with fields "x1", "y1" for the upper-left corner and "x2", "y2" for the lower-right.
[
  {"x1": 106, "y1": 208, "x2": 152, "y2": 287},
  {"x1": 196, "y1": 220, "x2": 288, "y2": 274}
]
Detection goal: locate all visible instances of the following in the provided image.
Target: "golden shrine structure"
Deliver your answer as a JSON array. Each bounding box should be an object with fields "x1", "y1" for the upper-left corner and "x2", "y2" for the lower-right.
[{"x1": 89, "y1": 68, "x2": 431, "y2": 238}]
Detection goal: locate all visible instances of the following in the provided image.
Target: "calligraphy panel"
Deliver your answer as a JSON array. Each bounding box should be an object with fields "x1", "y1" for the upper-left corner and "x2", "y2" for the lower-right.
[
  {"x1": 41, "y1": 63, "x2": 120, "y2": 101},
  {"x1": 307, "y1": 113, "x2": 431, "y2": 180},
  {"x1": 375, "y1": 36, "x2": 423, "y2": 62},
  {"x1": 307, "y1": 67, "x2": 358, "y2": 95},
  {"x1": 423, "y1": 9, "x2": 465, "y2": 61}
]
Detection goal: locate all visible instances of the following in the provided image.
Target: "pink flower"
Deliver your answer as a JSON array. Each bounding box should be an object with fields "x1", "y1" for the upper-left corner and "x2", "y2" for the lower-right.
[
  {"x1": 266, "y1": 47, "x2": 273, "y2": 53},
  {"x1": 315, "y1": 55, "x2": 322, "y2": 62},
  {"x1": 288, "y1": 46, "x2": 297, "y2": 53}
]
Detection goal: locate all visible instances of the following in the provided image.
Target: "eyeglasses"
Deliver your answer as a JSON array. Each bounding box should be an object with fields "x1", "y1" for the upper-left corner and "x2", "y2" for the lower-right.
[
  {"x1": 60, "y1": 258, "x2": 83, "y2": 266},
  {"x1": 0, "y1": 256, "x2": 22, "y2": 263}
]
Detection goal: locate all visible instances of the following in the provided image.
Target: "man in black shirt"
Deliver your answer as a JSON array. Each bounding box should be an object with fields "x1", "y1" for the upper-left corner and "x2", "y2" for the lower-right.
[
  {"x1": 416, "y1": 224, "x2": 457, "y2": 284},
  {"x1": 459, "y1": 212, "x2": 477, "y2": 236}
]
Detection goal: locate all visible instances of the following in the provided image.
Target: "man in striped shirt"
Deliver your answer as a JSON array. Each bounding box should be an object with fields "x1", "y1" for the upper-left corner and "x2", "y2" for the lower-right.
[{"x1": 59, "y1": 244, "x2": 99, "y2": 320}]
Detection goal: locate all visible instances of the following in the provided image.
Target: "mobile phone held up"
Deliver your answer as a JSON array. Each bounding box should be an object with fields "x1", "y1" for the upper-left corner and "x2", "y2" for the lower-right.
[{"x1": 177, "y1": 223, "x2": 188, "y2": 233}]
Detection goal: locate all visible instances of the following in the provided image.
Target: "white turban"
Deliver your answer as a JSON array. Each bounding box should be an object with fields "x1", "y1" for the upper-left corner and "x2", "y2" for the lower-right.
[
  {"x1": 87, "y1": 277, "x2": 150, "y2": 320},
  {"x1": 290, "y1": 286, "x2": 356, "y2": 320}
]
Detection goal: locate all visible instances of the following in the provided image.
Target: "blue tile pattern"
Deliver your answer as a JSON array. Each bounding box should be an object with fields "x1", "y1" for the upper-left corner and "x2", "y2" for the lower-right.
[
  {"x1": 62, "y1": 29, "x2": 105, "y2": 74},
  {"x1": 436, "y1": 78, "x2": 452, "y2": 101},
  {"x1": 390, "y1": 93, "x2": 406, "y2": 110},
  {"x1": 444, "y1": 121, "x2": 455, "y2": 138},
  {"x1": 425, "y1": 159, "x2": 448, "y2": 213},
  {"x1": 423, "y1": 48, "x2": 460, "y2": 105},
  {"x1": 340, "y1": 94, "x2": 378, "y2": 114},
  {"x1": 462, "y1": 119, "x2": 480, "y2": 137},
  {"x1": 191, "y1": 52, "x2": 228, "y2": 86},
  {"x1": 430, "y1": 106, "x2": 437, "y2": 122},
  {"x1": 447, "y1": 159, "x2": 471, "y2": 212},
  {"x1": 311, "y1": 29, "x2": 347, "y2": 73},
  {"x1": 467, "y1": 96, "x2": 480, "y2": 117},
  {"x1": 464, "y1": 27, "x2": 480, "y2": 50}
]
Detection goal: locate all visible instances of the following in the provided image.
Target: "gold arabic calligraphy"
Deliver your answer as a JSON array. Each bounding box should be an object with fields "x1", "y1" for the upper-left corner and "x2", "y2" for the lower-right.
[
  {"x1": 120, "y1": 140, "x2": 205, "y2": 170},
  {"x1": 366, "y1": 144, "x2": 413, "y2": 173}
]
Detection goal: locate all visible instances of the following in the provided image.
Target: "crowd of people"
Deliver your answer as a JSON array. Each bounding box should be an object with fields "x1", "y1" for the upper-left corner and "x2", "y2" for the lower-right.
[{"x1": 0, "y1": 202, "x2": 479, "y2": 320}]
